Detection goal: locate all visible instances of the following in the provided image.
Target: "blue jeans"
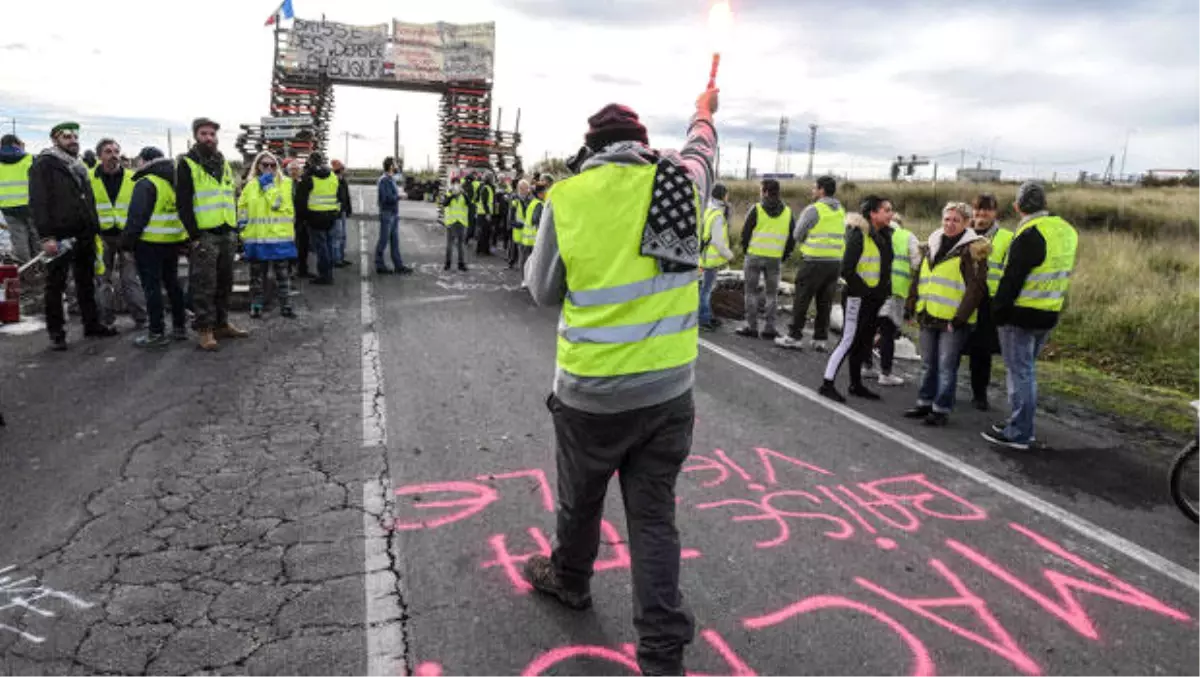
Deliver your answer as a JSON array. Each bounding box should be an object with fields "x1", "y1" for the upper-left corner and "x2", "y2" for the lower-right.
[
  {"x1": 998, "y1": 325, "x2": 1050, "y2": 443},
  {"x1": 917, "y1": 325, "x2": 969, "y2": 414},
  {"x1": 376, "y1": 212, "x2": 404, "y2": 271},
  {"x1": 134, "y1": 242, "x2": 185, "y2": 336},
  {"x1": 332, "y1": 217, "x2": 347, "y2": 263},
  {"x1": 309, "y1": 226, "x2": 334, "y2": 281},
  {"x1": 699, "y1": 268, "x2": 718, "y2": 325}
]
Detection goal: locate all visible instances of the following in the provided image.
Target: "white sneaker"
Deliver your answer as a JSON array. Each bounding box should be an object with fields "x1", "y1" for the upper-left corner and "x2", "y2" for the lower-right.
[
  {"x1": 809, "y1": 339, "x2": 829, "y2": 352},
  {"x1": 774, "y1": 335, "x2": 803, "y2": 350},
  {"x1": 520, "y1": 281, "x2": 528, "y2": 290},
  {"x1": 878, "y1": 373, "x2": 905, "y2": 386}
]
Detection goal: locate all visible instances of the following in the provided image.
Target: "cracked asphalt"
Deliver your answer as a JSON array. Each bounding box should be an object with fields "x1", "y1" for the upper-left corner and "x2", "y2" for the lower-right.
[{"x1": 1, "y1": 197, "x2": 1197, "y2": 676}]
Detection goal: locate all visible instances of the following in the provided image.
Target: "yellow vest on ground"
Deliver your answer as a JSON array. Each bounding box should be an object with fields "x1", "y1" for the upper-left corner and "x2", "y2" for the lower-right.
[
  {"x1": 444, "y1": 193, "x2": 469, "y2": 226},
  {"x1": 1014, "y1": 215, "x2": 1077, "y2": 313},
  {"x1": 890, "y1": 226, "x2": 913, "y2": 298},
  {"x1": 183, "y1": 157, "x2": 236, "y2": 230},
  {"x1": 799, "y1": 202, "x2": 846, "y2": 260},
  {"x1": 511, "y1": 199, "x2": 529, "y2": 245},
  {"x1": 551, "y1": 163, "x2": 699, "y2": 378},
  {"x1": 142, "y1": 175, "x2": 188, "y2": 244},
  {"x1": 307, "y1": 174, "x2": 339, "y2": 212},
  {"x1": 857, "y1": 232, "x2": 881, "y2": 289},
  {"x1": 986, "y1": 227, "x2": 1015, "y2": 297},
  {"x1": 523, "y1": 198, "x2": 543, "y2": 246},
  {"x1": 746, "y1": 204, "x2": 792, "y2": 258},
  {"x1": 917, "y1": 250, "x2": 977, "y2": 324},
  {"x1": 0, "y1": 154, "x2": 32, "y2": 208},
  {"x1": 700, "y1": 207, "x2": 730, "y2": 268},
  {"x1": 90, "y1": 167, "x2": 136, "y2": 231}
]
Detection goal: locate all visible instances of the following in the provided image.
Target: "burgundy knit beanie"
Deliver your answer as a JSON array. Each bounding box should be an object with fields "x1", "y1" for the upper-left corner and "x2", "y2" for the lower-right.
[{"x1": 584, "y1": 104, "x2": 649, "y2": 152}]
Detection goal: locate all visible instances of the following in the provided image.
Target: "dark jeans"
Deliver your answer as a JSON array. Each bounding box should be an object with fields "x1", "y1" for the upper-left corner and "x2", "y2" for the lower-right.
[
  {"x1": 918, "y1": 324, "x2": 970, "y2": 413},
  {"x1": 788, "y1": 259, "x2": 841, "y2": 341},
  {"x1": 375, "y1": 212, "x2": 404, "y2": 271},
  {"x1": 548, "y1": 391, "x2": 696, "y2": 675},
  {"x1": 309, "y1": 226, "x2": 334, "y2": 281},
  {"x1": 45, "y1": 236, "x2": 99, "y2": 338},
  {"x1": 966, "y1": 295, "x2": 999, "y2": 402},
  {"x1": 823, "y1": 295, "x2": 882, "y2": 388},
  {"x1": 878, "y1": 316, "x2": 899, "y2": 374},
  {"x1": 135, "y1": 242, "x2": 186, "y2": 336},
  {"x1": 191, "y1": 230, "x2": 235, "y2": 331},
  {"x1": 444, "y1": 224, "x2": 467, "y2": 267},
  {"x1": 295, "y1": 220, "x2": 310, "y2": 274},
  {"x1": 475, "y1": 214, "x2": 492, "y2": 255}
]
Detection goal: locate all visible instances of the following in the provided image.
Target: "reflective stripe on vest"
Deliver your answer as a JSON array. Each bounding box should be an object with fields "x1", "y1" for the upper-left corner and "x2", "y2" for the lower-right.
[
  {"x1": 746, "y1": 204, "x2": 792, "y2": 258},
  {"x1": 307, "y1": 173, "x2": 339, "y2": 212},
  {"x1": 141, "y1": 175, "x2": 188, "y2": 244},
  {"x1": 0, "y1": 154, "x2": 32, "y2": 208},
  {"x1": 986, "y1": 227, "x2": 1014, "y2": 296},
  {"x1": 857, "y1": 234, "x2": 881, "y2": 288},
  {"x1": 444, "y1": 194, "x2": 469, "y2": 226},
  {"x1": 184, "y1": 158, "x2": 236, "y2": 229},
  {"x1": 476, "y1": 184, "x2": 494, "y2": 215},
  {"x1": 89, "y1": 167, "x2": 136, "y2": 231},
  {"x1": 239, "y1": 179, "x2": 295, "y2": 245},
  {"x1": 511, "y1": 198, "x2": 528, "y2": 242},
  {"x1": 890, "y1": 226, "x2": 913, "y2": 298},
  {"x1": 552, "y1": 163, "x2": 699, "y2": 378},
  {"x1": 799, "y1": 202, "x2": 846, "y2": 259},
  {"x1": 523, "y1": 198, "x2": 543, "y2": 246},
  {"x1": 916, "y1": 252, "x2": 977, "y2": 324},
  {"x1": 700, "y1": 207, "x2": 729, "y2": 268},
  {"x1": 1014, "y1": 215, "x2": 1077, "y2": 312}
]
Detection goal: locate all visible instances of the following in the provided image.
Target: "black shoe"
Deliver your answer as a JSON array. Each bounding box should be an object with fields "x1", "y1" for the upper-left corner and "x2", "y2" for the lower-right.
[
  {"x1": 336, "y1": 260, "x2": 353, "y2": 268},
  {"x1": 458, "y1": 264, "x2": 468, "y2": 272},
  {"x1": 904, "y1": 405, "x2": 933, "y2": 419},
  {"x1": 280, "y1": 307, "x2": 297, "y2": 318},
  {"x1": 311, "y1": 277, "x2": 334, "y2": 286},
  {"x1": 523, "y1": 555, "x2": 592, "y2": 610},
  {"x1": 990, "y1": 421, "x2": 1008, "y2": 435},
  {"x1": 443, "y1": 263, "x2": 451, "y2": 271},
  {"x1": 735, "y1": 325, "x2": 759, "y2": 339},
  {"x1": 973, "y1": 398, "x2": 990, "y2": 412},
  {"x1": 981, "y1": 430, "x2": 1031, "y2": 451},
  {"x1": 699, "y1": 320, "x2": 718, "y2": 333},
  {"x1": 848, "y1": 384, "x2": 881, "y2": 400},
  {"x1": 84, "y1": 324, "x2": 119, "y2": 338},
  {"x1": 924, "y1": 411, "x2": 950, "y2": 426},
  {"x1": 818, "y1": 381, "x2": 846, "y2": 403},
  {"x1": 50, "y1": 335, "x2": 68, "y2": 351},
  {"x1": 761, "y1": 328, "x2": 780, "y2": 341},
  {"x1": 398, "y1": 266, "x2": 415, "y2": 275},
  {"x1": 376, "y1": 268, "x2": 393, "y2": 275},
  {"x1": 0, "y1": 412, "x2": 5, "y2": 427}
]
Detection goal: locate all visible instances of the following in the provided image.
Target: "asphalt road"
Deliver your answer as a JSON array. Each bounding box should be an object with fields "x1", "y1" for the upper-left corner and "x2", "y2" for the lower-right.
[{"x1": 1, "y1": 197, "x2": 1196, "y2": 676}]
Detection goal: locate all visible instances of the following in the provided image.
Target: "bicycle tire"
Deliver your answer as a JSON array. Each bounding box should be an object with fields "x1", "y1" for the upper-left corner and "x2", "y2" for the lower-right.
[{"x1": 1169, "y1": 439, "x2": 1199, "y2": 523}]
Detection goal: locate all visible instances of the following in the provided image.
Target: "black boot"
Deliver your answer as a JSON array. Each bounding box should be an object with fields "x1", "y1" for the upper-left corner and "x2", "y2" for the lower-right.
[
  {"x1": 848, "y1": 383, "x2": 881, "y2": 400},
  {"x1": 523, "y1": 555, "x2": 592, "y2": 610},
  {"x1": 818, "y1": 380, "x2": 845, "y2": 403}
]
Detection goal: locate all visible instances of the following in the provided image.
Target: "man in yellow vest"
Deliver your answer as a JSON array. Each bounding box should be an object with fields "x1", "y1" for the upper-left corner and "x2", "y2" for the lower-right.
[
  {"x1": 441, "y1": 178, "x2": 470, "y2": 271},
  {"x1": 699, "y1": 183, "x2": 734, "y2": 331},
  {"x1": 735, "y1": 178, "x2": 795, "y2": 339},
  {"x1": 506, "y1": 178, "x2": 531, "y2": 270},
  {"x1": 776, "y1": 175, "x2": 844, "y2": 351},
  {"x1": 475, "y1": 174, "x2": 496, "y2": 256},
  {"x1": 176, "y1": 117, "x2": 248, "y2": 351},
  {"x1": 0, "y1": 134, "x2": 37, "y2": 264},
  {"x1": 91, "y1": 138, "x2": 148, "y2": 329},
  {"x1": 295, "y1": 151, "x2": 340, "y2": 284},
  {"x1": 982, "y1": 181, "x2": 1077, "y2": 450},
  {"x1": 964, "y1": 192, "x2": 1013, "y2": 411},
  {"x1": 119, "y1": 147, "x2": 189, "y2": 348},
  {"x1": 523, "y1": 90, "x2": 718, "y2": 676}
]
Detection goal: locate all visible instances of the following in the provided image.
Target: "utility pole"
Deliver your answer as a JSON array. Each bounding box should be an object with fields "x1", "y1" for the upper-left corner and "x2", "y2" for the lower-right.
[
  {"x1": 774, "y1": 116, "x2": 789, "y2": 174},
  {"x1": 344, "y1": 131, "x2": 350, "y2": 167},
  {"x1": 167, "y1": 129, "x2": 173, "y2": 158},
  {"x1": 393, "y1": 115, "x2": 400, "y2": 168},
  {"x1": 744, "y1": 142, "x2": 752, "y2": 180},
  {"x1": 805, "y1": 124, "x2": 817, "y2": 180}
]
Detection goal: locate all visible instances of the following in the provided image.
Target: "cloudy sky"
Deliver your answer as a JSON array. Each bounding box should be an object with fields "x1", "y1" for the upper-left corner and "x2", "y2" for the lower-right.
[{"x1": 2, "y1": 0, "x2": 1196, "y2": 181}]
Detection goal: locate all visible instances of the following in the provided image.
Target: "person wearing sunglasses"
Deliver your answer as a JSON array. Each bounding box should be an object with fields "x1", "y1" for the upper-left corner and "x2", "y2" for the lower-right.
[
  {"x1": 238, "y1": 152, "x2": 297, "y2": 319},
  {"x1": 28, "y1": 121, "x2": 118, "y2": 350}
]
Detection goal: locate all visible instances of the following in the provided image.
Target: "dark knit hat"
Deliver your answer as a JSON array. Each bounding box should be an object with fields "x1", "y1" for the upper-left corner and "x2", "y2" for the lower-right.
[
  {"x1": 584, "y1": 104, "x2": 649, "y2": 152},
  {"x1": 1016, "y1": 180, "x2": 1047, "y2": 214},
  {"x1": 50, "y1": 121, "x2": 79, "y2": 138},
  {"x1": 192, "y1": 117, "x2": 220, "y2": 134},
  {"x1": 137, "y1": 146, "x2": 165, "y2": 162}
]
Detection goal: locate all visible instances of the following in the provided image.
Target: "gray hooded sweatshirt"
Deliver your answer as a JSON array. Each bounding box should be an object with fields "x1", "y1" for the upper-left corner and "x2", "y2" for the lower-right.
[{"x1": 524, "y1": 114, "x2": 717, "y2": 414}]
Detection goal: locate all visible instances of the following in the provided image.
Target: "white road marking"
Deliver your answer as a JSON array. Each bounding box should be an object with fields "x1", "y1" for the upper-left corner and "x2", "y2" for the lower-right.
[
  {"x1": 362, "y1": 481, "x2": 406, "y2": 676},
  {"x1": 698, "y1": 338, "x2": 1200, "y2": 592},
  {"x1": 394, "y1": 294, "x2": 470, "y2": 307},
  {"x1": 361, "y1": 225, "x2": 387, "y2": 448}
]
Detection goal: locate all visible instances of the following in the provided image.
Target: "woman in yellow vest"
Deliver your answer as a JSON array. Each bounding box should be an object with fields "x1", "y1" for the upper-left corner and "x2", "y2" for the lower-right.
[
  {"x1": 903, "y1": 201, "x2": 990, "y2": 426},
  {"x1": 238, "y1": 151, "x2": 297, "y2": 318},
  {"x1": 441, "y1": 178, "x2": 470, "y2": 271},
  {"x1": 507, "y1": 179, "x2": 531, "y2": 271}
]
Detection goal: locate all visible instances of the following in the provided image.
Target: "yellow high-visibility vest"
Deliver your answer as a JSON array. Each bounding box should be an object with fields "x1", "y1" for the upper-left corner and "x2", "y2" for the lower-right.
[
  {"x1": 551, "y1": 163, "x2": 699, "y2": 378},
  {"x1": 986, "y1": 228, "x2": 1014, "y2": 296},
  {"x1": 799, "y1": 202, "x2": 846, "y2": 260},
  {"x1": 917, "y1": 250, "x2": 977, "y2": 324},
  {"x1": 700, "y1": 207, "x2": 730, "y2": 268},
  {"x1": 0, "y1": 154, "x2": 33, "y2": 208},
  {"x1": 307, "y1": 174, "x2": 339, "y2": 212},
  {"x1": 746, "y1": 204, "x2": 792, "y2": 258},
  {"x1": 238, "y1": 179, "x2": 295, "y2": 249},
  {"x1": 890, "y1": 226, "x2": 913, "y2": 298},
  {"x1": 89, "y1": 167, "x2": 136, "y2": 231},
  {"x1": 444, "y1": 193, "x2": 469, "y2": 226},
  {"x1": 511, "y1": 198, "x2": 529, "y2": 245},
  {"x1": 857, "y1": 232, "x2": 881, "y2": 289},
  {"x1": 1014, "y1": 215, "x2": 1077, "y2": 313},
  {"x1": 523, "y1": 198, "x2": 543, "y2": 246},
  {"x1": 141, "y1": 175, "x2": 188, "y2": 244},
  {"x1": 183, "y1": 157, "x2": 236, "y2": 230}
]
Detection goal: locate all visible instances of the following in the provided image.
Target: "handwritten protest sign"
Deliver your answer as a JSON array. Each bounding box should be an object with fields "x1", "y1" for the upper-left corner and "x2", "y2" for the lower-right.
[{"x1": 287, "y1": 19, "x2": 390, "y2": 81}]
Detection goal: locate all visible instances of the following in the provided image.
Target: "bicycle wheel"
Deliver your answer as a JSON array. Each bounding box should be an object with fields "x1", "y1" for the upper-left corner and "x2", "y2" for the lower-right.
[{"x1": 1169, "y1": 440, "x2": 1199, "y2": 523}]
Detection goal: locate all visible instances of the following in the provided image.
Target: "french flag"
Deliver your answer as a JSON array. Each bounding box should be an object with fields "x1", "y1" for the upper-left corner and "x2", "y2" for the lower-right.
[{"x1": 264, "y1": 0, "x2": 294, "y2": 26}]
